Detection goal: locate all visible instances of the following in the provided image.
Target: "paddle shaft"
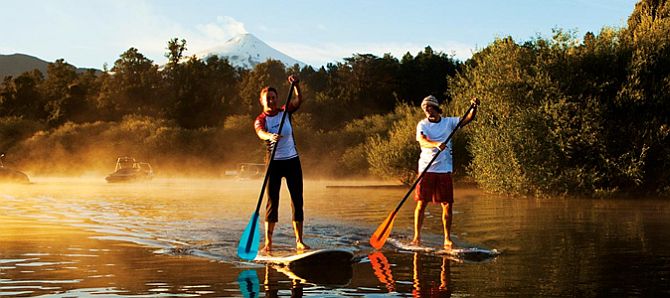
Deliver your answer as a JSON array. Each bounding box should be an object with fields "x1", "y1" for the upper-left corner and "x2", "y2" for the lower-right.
[
  {"x1": 244, "y1": 82, "x2": 296, "y2": 253},
  {"x1": 373, "y1": 103, "x2": 477, "y2": 242}
]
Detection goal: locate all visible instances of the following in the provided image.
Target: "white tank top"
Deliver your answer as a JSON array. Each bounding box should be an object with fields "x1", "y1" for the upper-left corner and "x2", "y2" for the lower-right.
[{"x1": 261, "y1": 111, "x2": 298, "y2": 160}]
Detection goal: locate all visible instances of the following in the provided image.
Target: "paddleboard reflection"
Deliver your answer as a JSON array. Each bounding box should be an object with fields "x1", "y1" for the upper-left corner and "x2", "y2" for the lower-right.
[{"x1": 269, "y1": 261, "x2": 353, "y2": 287}]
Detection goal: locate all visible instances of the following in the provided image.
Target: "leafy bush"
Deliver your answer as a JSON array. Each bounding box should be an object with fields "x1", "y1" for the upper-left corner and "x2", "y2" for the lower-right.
[{"x1": 366, "y1": 103, "x2": 423, "y2": 184}]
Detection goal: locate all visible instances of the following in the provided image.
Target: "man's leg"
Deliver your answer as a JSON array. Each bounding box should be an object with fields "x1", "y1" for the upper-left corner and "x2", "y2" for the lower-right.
[
  {"x1": 262, "y1": 165, "x2": 282, "y2": 253},
  {"x1": 412, "y1": 201, "x2": 428, "y2": 245},
  {"x1": 441, "y1": 202, "x2": 453, "y2": 249},
  {"x1": 285, "y1": 157, "x2": 309, "y2": 250},
  {"x1": 292, "y1": 221, "x2": 310, "y2": 250},
  {"x1": 263, "y1": 221, "x2": 275, "y2": 253}
]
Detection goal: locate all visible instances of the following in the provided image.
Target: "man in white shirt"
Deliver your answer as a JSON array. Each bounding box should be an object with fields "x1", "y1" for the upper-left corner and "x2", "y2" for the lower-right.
[{"x1": 413, "y1": 95, "x2": 479, "y2": 249}]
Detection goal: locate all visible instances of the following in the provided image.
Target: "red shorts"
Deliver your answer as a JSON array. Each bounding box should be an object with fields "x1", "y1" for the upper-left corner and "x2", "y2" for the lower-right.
[{"x1": 414, "y1": 172, "x2": 454, "y2": 204}]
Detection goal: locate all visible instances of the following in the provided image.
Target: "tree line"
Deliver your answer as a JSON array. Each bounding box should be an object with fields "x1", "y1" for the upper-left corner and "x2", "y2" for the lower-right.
[
  {"x1": 1, "y1": 0, "x2": 668, "y2": 197},
  {"x1": 0, "y1": 38, "x2": 459, "y2": 177}
]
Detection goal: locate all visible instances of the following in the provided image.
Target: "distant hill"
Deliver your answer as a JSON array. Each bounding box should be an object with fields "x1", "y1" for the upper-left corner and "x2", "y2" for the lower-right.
[
  {"x1": 0, "y1": 53, "x2": 49, "y2": 78},
  {"x1": 0, "y1": 53, "x2": 100, "y2": 79},
  {"x1": 1, "y1": 34, "x2": 299, "y2": 78},
  {"x1": 195, "y1": 33, "x2": 307, "y2": 69}
]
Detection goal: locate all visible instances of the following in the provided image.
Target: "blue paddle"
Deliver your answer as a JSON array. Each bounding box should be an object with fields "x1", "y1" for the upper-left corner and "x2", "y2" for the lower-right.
[{"x1": 238, "y1": 82, "x2": 296, "y2": 260}]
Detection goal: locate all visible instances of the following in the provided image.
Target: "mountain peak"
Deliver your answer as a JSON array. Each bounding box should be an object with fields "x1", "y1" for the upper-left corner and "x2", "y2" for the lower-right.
[{"x1": 196, "y1": 33, "x2": 306, "y2": 69}]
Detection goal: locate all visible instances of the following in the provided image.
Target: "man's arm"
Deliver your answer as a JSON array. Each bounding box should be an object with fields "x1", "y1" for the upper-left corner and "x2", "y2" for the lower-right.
[
  {"x1": 254, "y1": 115, "x2": 280, "y2": 142},
  {"x1": 417, "y1": 132, "x2": 446, "y2": 151},
  {"x1": 460, "y1": 98, "x2": 480, "y2": 126},
  {"x1": 287, "y1": 75, "x2": 302, "y2": 112}
]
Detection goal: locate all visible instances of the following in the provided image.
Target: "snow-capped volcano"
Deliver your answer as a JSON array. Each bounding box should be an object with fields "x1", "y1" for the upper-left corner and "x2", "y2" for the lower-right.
[{"x1": 196, "y1": 33, "x2": 306, "y2": 69}]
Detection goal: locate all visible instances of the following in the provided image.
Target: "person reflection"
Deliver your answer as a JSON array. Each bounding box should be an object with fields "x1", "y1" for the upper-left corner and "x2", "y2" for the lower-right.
[
  {"x1": 264, "y1": 264, "x2": 304, "y2": 298},
  {"x1": 370, "y1": 251, "x2": 452, "y2": 297},
  {"x1": 412, "y1": 252, "x2": 452, "y2": 297}
]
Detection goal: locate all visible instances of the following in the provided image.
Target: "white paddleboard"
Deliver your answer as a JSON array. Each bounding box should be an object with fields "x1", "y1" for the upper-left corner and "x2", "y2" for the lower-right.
[
  {"x1": 386, "y1": 238, "x2": 499, "y2": 260},
  {"x1": 254, "y1": 248, "x2": 354, "y2": 268},
  {"x1": 255, "y1": 249, "x2": 355, "y2": 285}
]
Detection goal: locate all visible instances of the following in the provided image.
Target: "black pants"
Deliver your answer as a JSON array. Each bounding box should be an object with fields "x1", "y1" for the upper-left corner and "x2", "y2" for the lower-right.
[{"x1": 265, "y1": 156, "x2": 304, "y2": 222}]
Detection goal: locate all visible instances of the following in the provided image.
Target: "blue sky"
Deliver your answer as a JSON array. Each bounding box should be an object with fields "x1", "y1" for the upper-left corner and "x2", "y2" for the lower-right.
[{"x1": 1, "y1": 0, "x2": 637, "y2": 69}]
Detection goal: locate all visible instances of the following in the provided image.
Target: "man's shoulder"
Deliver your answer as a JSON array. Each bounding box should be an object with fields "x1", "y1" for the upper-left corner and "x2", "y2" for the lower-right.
[
  {"x1": 444, "y1": 116, "x2": 459, "y2": 124},
  {"x1": 418, "y1": 117, "x2": 433, "y2": 125},
  {"x1": 417, "y1": 118, "x2": 430, "y2": 129}
]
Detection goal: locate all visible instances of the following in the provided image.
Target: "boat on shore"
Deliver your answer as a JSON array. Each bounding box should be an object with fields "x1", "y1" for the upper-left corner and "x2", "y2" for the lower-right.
[
  {"x1": 0, "y1": 153, "x2": 30, "y2": 183},
  {"x1": 235, "y1": 163, "x2": 265, "y2": 180},
  {"x1": 0, "y1": 167, "x2": 30, "y2": 183},
  {"x1": 105, "y1": 156, "x2": 154, "y2": 183}
]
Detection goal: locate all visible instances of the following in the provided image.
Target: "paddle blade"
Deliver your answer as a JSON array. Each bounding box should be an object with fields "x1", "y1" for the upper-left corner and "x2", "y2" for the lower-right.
[
  {"x1": 370, "y1": 212, "x2": 396, "y2": 250},
  {"x1": 237, "y1": 212, "x2": 261, "y2": 260}
]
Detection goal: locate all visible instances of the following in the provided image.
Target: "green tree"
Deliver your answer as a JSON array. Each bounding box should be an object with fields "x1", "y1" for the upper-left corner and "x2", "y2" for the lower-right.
[
  {"x1": 165, "y1": 38, "x2": 187, "y2": 67},
  {"x1": 0, "y1": 70, "x2": 46, "y2": 120},
  {"x1": 619, "y1": 0, "x2": 670, "y2": 194},
  {"x1": 168, "y1": 55, "x2": 238, "y2": 128},
  {"x1": 40, "y1": 59, "x2": 81, "y2": 126},
  {"x1": 97, "y1": 48, "x2": 163, "y2": 119},
  {"x1": 366, "y1": 103, "x2": 423, "y2": 184},
  {"x1": 398, "y1": 47, "x2": 460, "y2": 105},
  {"x1": 239, "y1": 59, "x2": 287, "y2": 113}
]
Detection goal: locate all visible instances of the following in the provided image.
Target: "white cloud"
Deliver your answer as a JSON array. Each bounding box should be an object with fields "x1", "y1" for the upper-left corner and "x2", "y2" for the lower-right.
[
  {"x1": 0, "y1": 46, "x2": 17, "y2": 54},
  {"x1": 196, "y1": 16, "x2": 248, "y2": 42},
  {"x1": 84, "y1": 1, "x2": 192, "y2": 65}
]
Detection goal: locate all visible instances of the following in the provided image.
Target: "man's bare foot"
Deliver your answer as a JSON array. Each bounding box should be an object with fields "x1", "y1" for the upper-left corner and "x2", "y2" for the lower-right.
[
  {"x1": 260, "y1": 244, "x2": 272, "y2": 254},
  {"x1": 296, "y1": 242, "x2": 310, "y2": 251},
  {"x1": 410, "y1": 239, "x2": 421, "y2": 246},
  {"x1": 443, "y1": 240, "x2": 453, "y2": 250}
]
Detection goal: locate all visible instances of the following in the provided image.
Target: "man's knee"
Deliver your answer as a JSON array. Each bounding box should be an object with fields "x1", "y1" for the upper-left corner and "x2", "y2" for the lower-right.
[
  {"x1": 441, "y1": 203, "x2": 452, "y2": 214},
  {"x1": 416, "y1": 201, "x2": 428, "y2": 211}
]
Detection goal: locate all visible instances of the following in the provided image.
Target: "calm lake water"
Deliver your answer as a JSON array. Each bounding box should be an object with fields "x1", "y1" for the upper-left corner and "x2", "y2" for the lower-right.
[{"x1": 1, "y1": 177, "x2": 669, "y2": 297}]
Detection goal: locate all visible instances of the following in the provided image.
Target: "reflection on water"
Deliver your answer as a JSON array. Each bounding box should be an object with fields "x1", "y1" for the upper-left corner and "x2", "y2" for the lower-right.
[
  {"x1": 238, "y1": 270, "x2": 260, "y2": 298},
  {"x1": 1, "y1": 177, "x2": 670, "y2": 296},
  {"x1": 412, "y1": 253, "x2": 451, "y2": 297},
  {"x1": 369, "y1": 251, "x2": 452, "y2": 297},
  {"x1": 369, "y1": 251, "x2": 396, "y2": 292}
]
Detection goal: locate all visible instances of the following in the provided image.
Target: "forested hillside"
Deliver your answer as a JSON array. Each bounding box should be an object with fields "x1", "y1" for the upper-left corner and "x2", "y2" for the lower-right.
[{"x1": 1, "y1": 0, "x2": 668, "y2": 197}]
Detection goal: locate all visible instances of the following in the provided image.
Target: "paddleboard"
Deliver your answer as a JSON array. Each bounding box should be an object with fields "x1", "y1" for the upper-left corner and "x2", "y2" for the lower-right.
[
  {"x1": 386, "y1": 238, "x2": 499, "y2": 261},
  {"x1": 255, "y1": 249, "x2": 355, "y2": 286},
  {"x1": 254, "y1": 248, "x2": 355, "y2": 268}
]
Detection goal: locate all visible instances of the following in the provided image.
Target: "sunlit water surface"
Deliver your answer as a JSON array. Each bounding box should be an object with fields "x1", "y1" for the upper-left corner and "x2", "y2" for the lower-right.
[{"x1": 1, "y1": 177, "x2": 669, "y2": 297}]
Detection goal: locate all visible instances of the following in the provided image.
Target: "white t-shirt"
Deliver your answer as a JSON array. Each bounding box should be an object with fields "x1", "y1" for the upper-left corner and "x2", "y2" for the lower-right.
[
  {"x1": 255, "y1": 110, "x2": 298, "y2": 160},
  {"x1": 416, "y1": 116, "x2": 460, "y2": 173}
]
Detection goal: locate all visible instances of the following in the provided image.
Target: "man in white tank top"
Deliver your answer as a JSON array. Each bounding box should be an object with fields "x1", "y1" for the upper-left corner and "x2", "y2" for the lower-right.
[{"x1": 413, "y1": 95, "x2": 479, "y2": 249}]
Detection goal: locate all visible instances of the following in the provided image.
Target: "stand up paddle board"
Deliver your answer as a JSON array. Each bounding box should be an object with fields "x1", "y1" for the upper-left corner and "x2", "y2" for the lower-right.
[
  {"x1": 254, "y1": 248, "x2": 355, "y2": 268},
  {"x1": 255, "y1": 249, "x2": 355, "y2": 285},
  {"x1": 386, "y1": 238, "x2": 499, "y2": 262}
]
